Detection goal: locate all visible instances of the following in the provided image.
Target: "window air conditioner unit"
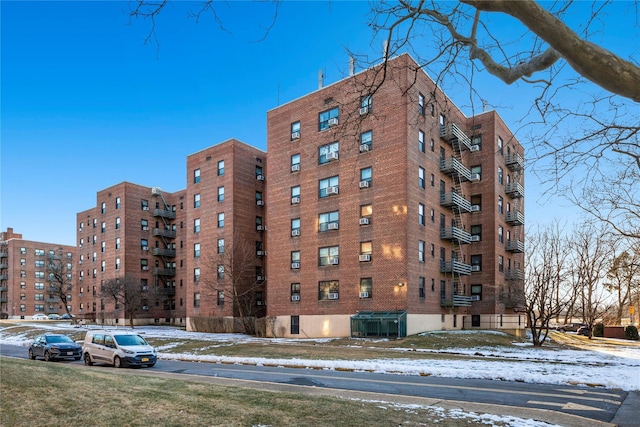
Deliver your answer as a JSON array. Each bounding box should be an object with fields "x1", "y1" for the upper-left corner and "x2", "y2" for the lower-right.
[
  {"x1": 142, "y1": 266, "x2": 149, "y2": 271},
  {"x1": 256, "y1": 175, "x2": 265, "y2": 181},
  {"x1": 257, "y1": 251, "x2": 266, "y2": 256},
  {"x1": 329, "y1": 257, "x2": 339, "y2": 265},
  {"x1": 470, "y1": 235, "x2": 480, "y2": 242},
  {"x1": 291, "y1": 196, "x2": 300, "y2": 204},
  {"x1": 142, "y1": 226, "x2": 149, "y2": 231},
  {"x1": 256, "y1": 301, "x2": 264, "y2": 306},
  {"x1": 291, "y1": 131, "x2": 300, "y2": 140},
  {"x1": 142, "y1": 306, "x2": 149, "y2": 311},
  {"x1": 471, "y1": 265, "x2": 481, "y2": 272},
  {"x1": 326, "y1": 151, "x2": 339, "y2": 161},
  {"x1": 328, "y1": 118, "x2": 339, "y2": 126},
  {"x1": 291, "y1": 262, "x2": 300, "y2": 269},
  {"x1": 470, "y1": 205, "x2": 480, "y2": 212},
  {"x1": 359, "y1": 292, "x2": 369, "y2": 298},
  {"x1": 327, "y1": 222, "x2": 339, "y2": 230},
  {"x1": 256, "y1": 200, "x2": 264, "y2": 206},
  {"x1": 142, "y1": 207, "x2": 149, "y2": 211},
  {"x1": 291, "y1": 294, "x2": 300, "y2": 301},
  {"x1": 470, "y1": 145, "x2": 480, "y2": 152},
  {"x1": 326, "y1": 186, "x2": 339, "y2": 195},
  {"x1": 257, "y1": 225, "x2": 266, "y2": 231},
  {"x1": 291, "y1": 229, "x2": 300, "y2": 237},
  {"x1": 471, "y1": 295, "x2": 481, "y2": 301},
  {"x1": 291, "y1": 164, "x2": 300, "y2": 172},
  {"x1": 142, "y1": 246, "x2": 149, "y2": 251},
  {"x1": 328, "y1": 292, "x2": 339, "y2": 300},
  {"x1": 359, "y1": 254, "x2": 371, "y2": 262},
  {"x1": 470, "y1": 173, "x2": 480, "y2": 181},
  {"x1": 359, "y1": 217, "x2": 370, "y2": 225},
  {"x1": 256, "y1": 275, "x2": 265, "y2": 281},
  {"x1": 359, "y1": 107, "x2": 369, "y2": 115},
  {"x1": 359, "y1": 180, "x2": 370, "y2": 188},
  {"x1": 359, "y1": 144, "x2": 370, "y2": 153}
]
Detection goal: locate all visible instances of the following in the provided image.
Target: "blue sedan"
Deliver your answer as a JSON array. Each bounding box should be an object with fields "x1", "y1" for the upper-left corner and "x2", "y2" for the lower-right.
[{"x1": 28, "y1": 334, "x2": 82, "y2": 362}]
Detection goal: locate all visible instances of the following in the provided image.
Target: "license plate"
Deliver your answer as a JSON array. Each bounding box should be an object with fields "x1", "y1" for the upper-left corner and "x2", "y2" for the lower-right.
[
  {"x1": 141, "y1": 357, "x2": 149, "y2": 362},
  {"x1": 67, "y1": 352, "x2": 73, "y2": 356}
]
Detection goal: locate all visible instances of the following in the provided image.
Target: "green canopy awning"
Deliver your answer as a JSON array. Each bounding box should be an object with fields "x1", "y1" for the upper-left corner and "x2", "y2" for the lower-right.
[{"x1": 350, "y1": 311, "x2": 407, "y2": 338}]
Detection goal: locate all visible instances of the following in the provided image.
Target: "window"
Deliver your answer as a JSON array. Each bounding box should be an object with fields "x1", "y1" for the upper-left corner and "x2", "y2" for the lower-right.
[
  {"x1": 431, "y1": 243, "x2": 435, "y2": 258},
  {"x1": 141, "y1": 259, "x2": 148, "y2": 271},
  {"x1": 471, "y1": 225, "x2": 482, "y2": 240},
  {"x1": 291, "y1": 153, "x2": 301, "y2": 172},
  {"x1": 361, "y1": 95, "x2": 372, "y2": 112},
  {"x1": 419, "y1": 277, "x2": 426, "y2": 299},
  {"x1": 361, "y1": 204, "x2": 372, "y2": 219},
  {"x1": 430, "y1": 138, "x2": 435, "y2": 152},
  {"x1": 291, "y1": 218, "x2": 301, "y2": 236},
  {"x1": 471, "y1": 284, "x2": 482, "y2": 301},
  {"x1": 34, "y1": 282, "x2": 44, "y2": 290},
  {"x1": 115, "y1": 257, "x2": 120, "y2": 270},
  {"x1": 319, "y1": 246, "x2": 339, "y2": 266},
  {"x1": 217, "y1": 160, "x2": 225, "y2": 176},
  {"x1": 472, "y1": 134, "x2": 482, "y2": 150},
  {"x1": 93, "y1": 235, "x2": 97, "y2": 244},
  {"x1": 194, "y1": 292, "x2": 200, "y2": 307},
  {"x1": 418, "y1": 167, "x2": 425, "y2": 188},
  {"x1": 255, "y1": 165, "x2": 263, "y2": 179},
  {"x1": 194, "y1": 218, "x2": 200, "y2": 233},
  {"x1": 291, "y1": 251, "x2": 300, "y2": 269},
  {"x1": 101, "y1": 202, "x2": 106, "y2": 214},
  {"x1": 360, "y1": 278, "x2": 372, "y2": 298},
  {"x1": 20, "y1": 247, "x2": 27, "y2": 255},
  {"x1": 291, "y1": 283, "x2": 300, "y2": 300},
  {"x1": 439, "y1": 113, "x2": 445, "y2": 127},
  {"x1": 498, "y1": 167, "x2": 503, "y2": 185},
  {"x1": 115, "y1": 217, "x2": 120, "y2": 230},
  {"x1": 141, "y1": 239, "x2": 148, "y2": 250},
  {"x1": 115, "y1": 237, "x2": 121, "y2": 250},
  {"x1": 497, "y1": 137, "x2": 503, "y2": 155},
  {"x1": 418, "y1": 130, "x2": 425, "y2": 152},
  {"x1": 291, "y1": 315, "x2": 300, "y2": 334},
  {"x1": 360, "y1": 167, "x2": 372, "y2": 186},
  {"x1": 319, "y1": 142, "x2": 339, "y2": 164},
  {"x1": 471, "y1": 255, "x2": 482, "y2": 271},
  {"x1": 291, "y1": 121, "x2": 301, "y2": 140},
  {"x1": 498, "y1": 255, "x2": 504, "y2": 272},
  {"x1": 430, "y1": 173, "x2": 435, "y2": 187},
  {"x1": 217, "y1": 265, "x2": 224, "y2": 279},
  {"x1": 141, "y1": 219, "x2": 148, "y2": 230},
  {"x1": 360, "y1": 241, "x2": 372, "y2": 256},
  {"x1": 217, "y1": 239, "x2": 224, "y2": 254},
  {"x1": 217, "y1": 186, "x2": 225, "y2": 202},
  {"x1": 35, "y1": 293, "x2": 44, "y2": 301},
  {"x1": 194, "y1": 194, "x2": 201, "y2": 208},
  {"x1": 319, "y1": 211, "x2": 339, "y2": 232},
  {"x1": 194, "y1": 243, "x2": 201, "y2": 258},
  {"x1": 319, "y1": 176, "x2": 339, "y2": 198},
  {"x1": 418, "y1": 203, "x2": 425, "y2": 225},
  {"x1": 35, "y1": 249, "x2": 45, "y2": 256},
  {"x1": 194, "y1": 168, "x2": 201, "y2": 183},
  {"x1": 20, "y1": 270, "x2": 26, "y2": 278},
  {"x1": 256, "y1": 216, "x2": 263, "y2": 229},
  {"x1": 471, "y1": 165, "x2": 481, "y2": 180},
  {"x1": 20, "y1": 258, "x2": 26, "y2": 266},
  {"x1": 360, "y1": 130, "x2": 372, "y2": 150},
  {"x1": 291, "y1": 186, "x2": 301, "y2": 204},
  {"x1": 471, "y1": 195, "x2": 482, "y2": 211},
  {"x1": 419, "y1": 240, "x2": 425, "y2": 262},
  {"x1": 35, "y1": 260, "x2": 45, "y2": 268},
  {"x1": 318, "y1": 280, "x2": 339, "y2": 300},
  {"x1": 217, "y1": 213, "x2": 225, "y2": 228},
  {"x1": 319, "y1": 107, "x2": 339, "y2": 131},
  {"x1": 93, "y1": 219, "x2": 97, "y2": 228},
  {"x1": 430, "y1": 208, "x2": 435, "y2": 223},
  {"x1": 418, "y1": 92, "x2": 425, "y2": 115},
  {"x1": 256, "y1": 191, "x2": 263, "y2": 204},
  {"x1": 498, "y1": 196, "x2": 504, "y2": 214},
  {"x1": 194, "y1": 268, "x2": 200, "y2": 282},
  {"x1": 141, "y1": 199, "x2": 149, "y2": 210},
  {"x1": 498, "y1": 226, "x2": 504, "y2": 243},
  {"x1": 115, "y1": 197, "x2": 121, "y2": 209}
]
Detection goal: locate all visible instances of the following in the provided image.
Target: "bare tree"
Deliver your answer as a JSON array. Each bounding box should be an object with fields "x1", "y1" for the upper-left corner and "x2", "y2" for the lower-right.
[
  {"x1": 46, "y1": 250, "x2": 74, "y2": 321},
  {"x1": 521, "y1": 222, "x2": 572, "y2": 346},
  {"x1": 604, "y1": 243, "x2": 640, "y2": 325},
  {"x1": 101, "y1": 275, "x2": 146, "y2": 328}
]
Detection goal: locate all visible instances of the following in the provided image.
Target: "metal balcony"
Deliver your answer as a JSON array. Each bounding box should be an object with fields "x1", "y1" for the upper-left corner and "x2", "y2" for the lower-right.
[
  {"x1": 153, "y1": 268, "x2": 176, "y2": 277},
  {"x1": 0, "y1": 286, "x2": 8, "y2": 292},
  {"x1": 505, "y1": 153, "x2": 524, "y2": 171},
  {"x1": 505, "y1": 268, "x2": 524, "y2": 281},
  {"x1": 506, "y1": 240, "x2": 525, "y2": 253},
  {"x1": 440, "y1": 158, "x2": 477, "y2": 182},
  {"x1": 152, "y1": 248, "x2": 176, "y2": 257},
  {"x1": 0, "y1": 275, "x2": 8, "y2": 281},
  {"x1": 440, "y1": 123, "x2": 472, "y2": 150},
  {"x1": 0, "y1": 297, "x2": 7, "y2": 303},
  {"x1": 156, "y1": 287, "x2": 176, "y2": 296},
  {"x1": 0, "y1": 251, "x2": 8, "y2": 258},
  {"x1": 440, "y1": 294, "x2": 473, "y2": 308},
  {"x1": 0, "y1": 263, "x2": 8, "y2": 269},
  {"x1": 505, "y1": 210, "x2": 525, "y2": 226},
  {"x1": 153, "y1": 228, "x2": 176, "y2": 239},
  {"x1": 440, "y1": 192, "x2": 472, "y2": 213},
  {"x1": 153, "y1": 209, "x2": 176, "y2": 220},
  {"x1": 440, "y1": 227, "x2": 472, "y2": 244},
  {"x1": 505, "y1": 182, "x2": 524, "y2": 198},
  {"x1": 440, "y1": 260, "x2": 472, "y2": 275}
]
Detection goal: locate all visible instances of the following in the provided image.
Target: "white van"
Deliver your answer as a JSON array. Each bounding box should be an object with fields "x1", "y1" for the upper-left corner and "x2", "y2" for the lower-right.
[{"x1": 82, "y1": 330, "x2": 157, "y2": 368}]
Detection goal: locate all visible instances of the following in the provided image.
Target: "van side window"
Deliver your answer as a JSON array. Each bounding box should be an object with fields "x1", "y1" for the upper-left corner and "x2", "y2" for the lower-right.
[
  {"x1": 92, "y1": 334, "x2": 104, "y2": 345},
  {"x1": 104, "y1": 335, "x2": 115, "y2": 348}
]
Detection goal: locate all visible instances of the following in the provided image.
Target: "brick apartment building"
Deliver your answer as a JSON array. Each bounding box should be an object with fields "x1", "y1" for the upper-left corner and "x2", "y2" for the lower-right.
[
  {"x1": 265, "y1": 54, "x2": 525, "y2": 337},
  {"x1": 0, "y1": 228, "x2": 76, "y2": 318}
]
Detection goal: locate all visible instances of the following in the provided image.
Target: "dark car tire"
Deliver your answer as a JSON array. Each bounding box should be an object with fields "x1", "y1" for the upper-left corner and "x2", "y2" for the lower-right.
[
  {"x1": 84, "y1": 353, "x2": 93, "y2": 366},
  {"x1": 28, "y1": 349, "x2": 36, "y2": 360},
  {"x1": 44, "y1": 351, "x2": 52, "y2": 362},
  {"x1": 114, "y1": 356, "x2": 122, "y2": 368}
]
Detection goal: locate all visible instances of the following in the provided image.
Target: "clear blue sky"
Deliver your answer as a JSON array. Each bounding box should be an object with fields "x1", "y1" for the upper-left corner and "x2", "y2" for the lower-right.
[{"x1": 1, "y1": 1, "x2": 634, "y2": 245}]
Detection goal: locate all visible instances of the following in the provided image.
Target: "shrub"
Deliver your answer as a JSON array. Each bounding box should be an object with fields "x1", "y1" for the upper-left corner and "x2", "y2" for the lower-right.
[
  {"x1": 593, "y1": 323, "x2": 604, "y2": 337},
  {"x1": 624, "y1": 325, "x2": 639, "y2": 340}
]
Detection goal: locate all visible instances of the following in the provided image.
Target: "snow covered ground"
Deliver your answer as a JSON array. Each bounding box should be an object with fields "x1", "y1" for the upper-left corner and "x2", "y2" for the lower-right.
[{"x1": 2, "y1": 323, "x2": 638, "y2": 427}]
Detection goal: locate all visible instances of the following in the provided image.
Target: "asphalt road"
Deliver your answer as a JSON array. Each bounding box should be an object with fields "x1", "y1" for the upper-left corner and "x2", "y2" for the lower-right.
[{"x1": 0, "y1": 343, "x2": 630, "y2": 426}]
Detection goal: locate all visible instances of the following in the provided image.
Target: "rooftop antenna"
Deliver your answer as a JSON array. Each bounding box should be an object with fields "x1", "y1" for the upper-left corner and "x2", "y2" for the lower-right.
[
  {"x1": 318, "y1": 69, "x2": 324, "y2": 89},
  {"x1": 349, "y1": 56, "x2": 355, "y2": 76},
  {"x1": 482, "y1": 99, "x2": 488, "y2": 112}
]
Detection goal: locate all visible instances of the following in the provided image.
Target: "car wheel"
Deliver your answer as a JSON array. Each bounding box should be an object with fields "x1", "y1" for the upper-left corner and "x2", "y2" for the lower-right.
[
  {"x1": 113, "y1": 356, "x2": 122, "y2": 368},
  {"x1": 44, "y1": 351, "x2": 51, "y2": 362},
  {"x1": 84, "y1": 353, "x2": 93, "y2": 366},
  {"x1": 28, "y1": 349, "x2": 36, "y2": 360}
]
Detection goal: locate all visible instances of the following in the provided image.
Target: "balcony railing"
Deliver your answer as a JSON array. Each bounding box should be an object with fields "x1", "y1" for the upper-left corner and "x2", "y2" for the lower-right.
[
  {"x1": 505, "y1": 210, "x2": 525, "y2": 226},
  {"x1": 506, "y1": 240, "x2": 525, "y2": 253},
  {"x1": 0, "y1": 275, "x2": 8, "y2": 281},
  {"x1": 440, "y1": 123, "x2": 472, "y2": 150},
  {"x1": 153, "y1": 209, "x2": 176, "y2": 220},
  {"x1": 0, "y1": 286, "x2": 8, "y2": 292},
  {"x1": 440, "y1": 294, "x2": 473, "y2": 308},
  {"x1": 505, "y1": 153, "x2": 524, "y2": 171},
  {"x1": 153, "y1": 268, "x2": 176, "y2": 277},
  {"x1": 0, "y1": 263, "x2": 8, "y2": 269},
  {"x1": 505, "y1": 268, "x2": 525, "y2": 281},
  {"x1": 440, "y1": 260, "x2": 472, "y2": 275},
  {"x1": 152, "y1": 228, "x2": 176, "y2": 239},
  {"x1": 440, "y1": 192, "x2": 472, "y2": 213},
  {"x1": 440, "y1": 158, "x2": 477, "y2": 182},
  {"x1": 0, "y1": 251, "x2": 8, "y2": 258},
  {"x1": 505, "y1": 182, "x2": 524, "y2": 198},
  {"x1": 440, "y1": 227, "x2": 472, "y2": 244},
  {"x1": 156, "y1": 287, "x2": 176, "y2": 296},
  {"x1": 152, "y1": 248, "x2": 176, "y2": 258}
]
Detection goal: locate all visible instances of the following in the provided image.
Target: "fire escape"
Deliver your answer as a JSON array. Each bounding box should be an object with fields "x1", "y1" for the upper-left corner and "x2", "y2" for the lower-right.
[
  {"x1": 151, "y1": 187, "x2": 176, "y2": 311},
  {"x1": 502, "y1": 150, "x2": 525, "y2": 309},
  {"x1": 439, "y1": 122, "x2": 479, "y2": 308}
]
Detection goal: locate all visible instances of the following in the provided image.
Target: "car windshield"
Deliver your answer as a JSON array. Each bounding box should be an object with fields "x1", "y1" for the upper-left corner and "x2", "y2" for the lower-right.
[
  {"x1": 114, "y1": 335, "x2": 148, "y2": 346},
  {"x1": 46, "y1": 335, "x2": 74, "y2": 344}
]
